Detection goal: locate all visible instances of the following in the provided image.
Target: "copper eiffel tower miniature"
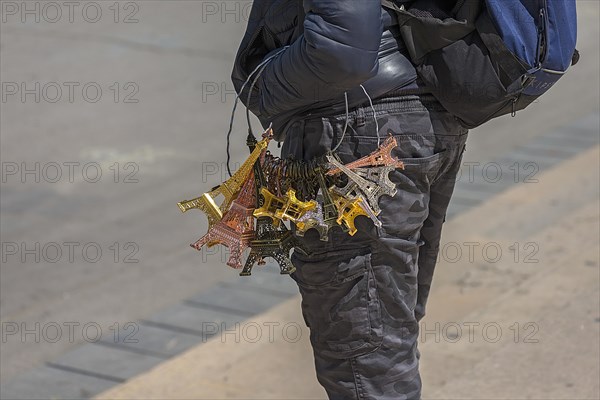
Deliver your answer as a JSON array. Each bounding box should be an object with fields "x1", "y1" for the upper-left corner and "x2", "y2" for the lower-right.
[
  {"x1": 239, "y1": 135, "x2": 299, "y2": 277},
  {"x1": 190, "y1": 170, "x2": 256, "y2": 269},
  {"x1": 326, "y1": 133, "x2": 405, "y2": 176}
]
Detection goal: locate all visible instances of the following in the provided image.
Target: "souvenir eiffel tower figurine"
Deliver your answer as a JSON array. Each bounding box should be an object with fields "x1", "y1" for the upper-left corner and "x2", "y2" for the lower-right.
[
  {"x1": 355, "y1": 165, "x2": 398, "y2": 198},
  {"x1": 327, "y1": 133, "x2": 405, "y2": 176},
  {"x1": 190, "y1": 170, "x2": 256, "y2": 269},
  {"x1": 329, "y1": 189, "x2": 370, "y2": 236},
  {"x1": 295, "y1": 197, "x2": 329, "y2": 240},
  {"x1": 294, "y1": 167, "x2": 340, "y2": 240},
  {"x1": 253, "y1": 188, "x2": 317, "y2": 229},
  {"x1": 177, "y1": 130, "x2": 272, "y2": 229},
  {"x1": 240, "y1": 222, "x2": 297, "y2": 276},
  {"x1": 327, "y1": 154, "x2": 397, "y2": 215},
  {"x1": 315, "y1": 167, "x2": 340, "y2": 228},
  {"x1": 177, "y1": 192, "x2": 223, "y2": 231},
  {"x1": 240, "y1": 134, "x2": 298, "y2": 277}
]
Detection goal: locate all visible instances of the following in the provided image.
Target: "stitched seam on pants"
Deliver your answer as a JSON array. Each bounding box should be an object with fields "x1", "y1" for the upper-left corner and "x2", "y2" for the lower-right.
[{"x1": 350, "y1": 357, "x2": 365, "y2": 400}]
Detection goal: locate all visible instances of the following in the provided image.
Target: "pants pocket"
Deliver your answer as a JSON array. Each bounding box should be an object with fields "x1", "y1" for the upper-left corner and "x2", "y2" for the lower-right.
[
  {"x1": 291, "y1": 248, "x2": 383, "y2": 359},
  {"x1": 376, "y1": 150, "x2": 446, "y2": 240}
]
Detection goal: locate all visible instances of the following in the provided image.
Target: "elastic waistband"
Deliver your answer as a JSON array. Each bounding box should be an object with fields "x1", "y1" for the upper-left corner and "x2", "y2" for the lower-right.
[{"x1": 307, "y1": 93, "x2": 447, "y2": 122}]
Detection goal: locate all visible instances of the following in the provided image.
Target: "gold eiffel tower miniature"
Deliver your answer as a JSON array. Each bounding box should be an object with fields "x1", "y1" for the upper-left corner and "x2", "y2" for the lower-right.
[
  {"x1": 177, "y1": 130, "x2": 272, "y2": 228},
  {"x1": 330, "y1": 190, "x2": 370, "y2": 236},
  {"x1": 190, "y1": 171, "x2": 256, "y2": 269},
  {"x1": 253, "y1": 188, "x2": 317, "y2": 230},
  {"x1": 327, "y1": 133, "x2": 405, "y2": 176},
  {"x1": 177, "y1": 193, "x2": 223, "y2": 228}
]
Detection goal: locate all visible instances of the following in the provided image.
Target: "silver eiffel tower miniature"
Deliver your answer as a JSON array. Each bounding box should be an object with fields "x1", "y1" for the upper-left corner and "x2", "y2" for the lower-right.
[{"x1": 326, "y1": 155, "x2": 396, "y2": 215}]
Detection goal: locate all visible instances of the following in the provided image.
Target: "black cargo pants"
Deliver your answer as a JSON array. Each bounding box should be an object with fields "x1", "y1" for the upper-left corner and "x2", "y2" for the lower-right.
[{"x1": 281, "y1": 94, "x2": 468, "y2": 400}]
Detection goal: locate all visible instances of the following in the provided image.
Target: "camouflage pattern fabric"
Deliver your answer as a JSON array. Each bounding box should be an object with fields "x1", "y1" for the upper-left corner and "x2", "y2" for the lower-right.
[{"x1": 281, "y1": 94, "x2": 468, "y2": 400}]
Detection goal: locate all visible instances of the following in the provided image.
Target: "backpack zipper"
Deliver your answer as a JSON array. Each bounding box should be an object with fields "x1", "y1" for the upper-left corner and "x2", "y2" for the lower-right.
[{"x1": 535, "y1": 0, "x2": 549, "y2": 70}]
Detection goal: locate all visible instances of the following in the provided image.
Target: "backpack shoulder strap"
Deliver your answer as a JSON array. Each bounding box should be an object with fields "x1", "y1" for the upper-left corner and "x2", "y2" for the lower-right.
[{"x1": 380, "y1": 0, "x2": 413, "y2": 25}]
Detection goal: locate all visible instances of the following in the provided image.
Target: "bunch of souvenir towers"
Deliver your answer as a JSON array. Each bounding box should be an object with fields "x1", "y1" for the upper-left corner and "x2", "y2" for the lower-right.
[{"x1": 177, "y1": 128, "x2": 405, "y2": 276}]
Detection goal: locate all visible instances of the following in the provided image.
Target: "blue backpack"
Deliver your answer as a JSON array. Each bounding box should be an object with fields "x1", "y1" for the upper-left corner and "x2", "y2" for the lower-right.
[{"x1": 382, "y1": 0, "x2": 579, "y2": 128}]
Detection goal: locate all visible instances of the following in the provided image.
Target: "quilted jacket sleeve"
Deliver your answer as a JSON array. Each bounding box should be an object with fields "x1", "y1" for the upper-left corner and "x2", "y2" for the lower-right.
[{"x1": 246, "y1": 0, "x2": 383, "y2": 122}]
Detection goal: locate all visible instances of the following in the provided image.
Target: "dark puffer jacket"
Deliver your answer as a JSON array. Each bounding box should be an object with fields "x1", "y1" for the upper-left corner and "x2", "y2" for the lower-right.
[{"x1": 231, "y1": 0, "x2": 419, "y2": 141}]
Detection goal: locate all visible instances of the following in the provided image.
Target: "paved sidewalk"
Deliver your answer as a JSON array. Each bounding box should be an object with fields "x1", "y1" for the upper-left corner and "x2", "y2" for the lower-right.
[{"x1": 96, "y1": 146, "x2": 599, "y2": 399}]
